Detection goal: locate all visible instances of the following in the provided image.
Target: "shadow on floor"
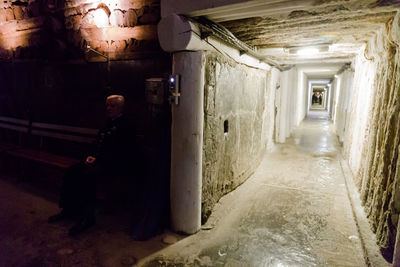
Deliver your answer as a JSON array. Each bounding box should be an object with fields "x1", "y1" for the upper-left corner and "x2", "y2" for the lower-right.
[{"x1": 0, "y1": 174, "x2": 184, "y2": 267}]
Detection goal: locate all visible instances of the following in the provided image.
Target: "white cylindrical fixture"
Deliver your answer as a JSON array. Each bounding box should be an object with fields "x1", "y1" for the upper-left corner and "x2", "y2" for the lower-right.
[
  {"x1": 170, "y1": 51, "x2": 204, "y2": 234},
  {"x1": 158, "y1": 14, "x2": 209, "y2": 52}
]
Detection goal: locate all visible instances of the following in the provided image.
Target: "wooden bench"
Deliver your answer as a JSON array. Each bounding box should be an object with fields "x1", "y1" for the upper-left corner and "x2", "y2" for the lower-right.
[
  {"x1": 0, "y1": 116, "x2": 140, "y2": 208},
  {"x1": 31, "y1": 121, "x2": 98, "y2": 145},
  {"x1": 0, "y1": 116, "x2": 98, "y2": 171},
  {"x1": 7, "y1": 148, "x2": 80, "y2": 169},
  {"x1": 0, "y1": 116, "x2": 29, "y2": 152}
]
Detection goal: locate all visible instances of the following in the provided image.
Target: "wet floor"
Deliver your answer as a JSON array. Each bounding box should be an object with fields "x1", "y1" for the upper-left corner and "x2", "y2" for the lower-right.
[{"x1": 139, "y1": 117, "x2": 382, "y2": 266}]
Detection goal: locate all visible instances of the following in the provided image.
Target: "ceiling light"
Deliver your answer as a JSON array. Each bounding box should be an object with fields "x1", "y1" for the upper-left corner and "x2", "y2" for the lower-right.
[
  {"x1": 316, "y1": 69, "x2": 333, "y2": 72},
  {"x1": 287, "y1": 44, "x2": 330, "y2": 55},
  {"x1": 297, "y1": 48, "x2": 319, "y2": 56},
  {"x1": 93, "y1": 7, "x2": 109, "y2": 28}
]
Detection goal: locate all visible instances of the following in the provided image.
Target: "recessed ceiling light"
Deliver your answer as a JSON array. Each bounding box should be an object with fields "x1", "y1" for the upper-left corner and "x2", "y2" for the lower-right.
[{"x1": 297, "y1": 48, "x2": 319, "y2": 56}]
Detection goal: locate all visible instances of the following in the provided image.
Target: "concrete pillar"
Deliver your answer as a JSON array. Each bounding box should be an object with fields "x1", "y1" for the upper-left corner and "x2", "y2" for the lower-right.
[{"x1": 170, "y1": 51, "x2": 204, "y2": 234}]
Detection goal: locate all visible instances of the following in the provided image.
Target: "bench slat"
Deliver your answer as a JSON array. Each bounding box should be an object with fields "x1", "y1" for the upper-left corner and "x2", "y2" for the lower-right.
[
  {"x1": 31, "y1": 122, "x2": 98, "y2": 136},
  {"x1": 0, "y1": 122, "x2": 28, "y2": 133},
  {"x1": 7, "y1": 148, "x2": 80, "y2": 169},
  {"x1": 0, "y1": 116, "x2": 92, "y2": 170},
  {"x1": 31, "y1": 129, "x2": 95, "y2": 143},
  {"x1": 0, "y1": 116, "x2": 29, "y2": 126}
]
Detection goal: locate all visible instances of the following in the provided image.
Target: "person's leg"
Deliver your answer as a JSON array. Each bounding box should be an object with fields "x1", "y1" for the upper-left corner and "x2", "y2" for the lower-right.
[
  {"x1": 68, "y1": 164, "x2": 105, "y2": 236},
  {"x1": 49, "y1": 162, "x2": 87, "y2": 223},
  {"x1": 60, "y1": 163, "x2": 88, "y2": 212}
]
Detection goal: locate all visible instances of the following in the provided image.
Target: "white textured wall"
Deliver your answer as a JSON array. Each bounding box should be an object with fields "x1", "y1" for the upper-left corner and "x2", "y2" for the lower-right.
[
  {"x1": 344, "y1": 55, "x2": 376, "y2": 176},
  {"x1": 333, "y1": 69, "x2": 354, "y2": 143},
  {"x1": 332, "y1": 75, "x2": 341, "y2": 124},
  {"x1": 202, "y1": 51, "x2": 278, "y2": 221},
  {"x1": 276, "y1": 70, "x2": 287, "y2": 143},
  {"x1": 297, "y1": 71, "x2": 307, "y2": 126},
  {"x1": 266, "y1": 68, "x2": 280, "y2": 149},
  {"x1": 276, "y1": 67, "x2": 301, "y2": 143},
  {"x1": 334, "y1": 14, "x2": 400, "y2": 252},
  {"x1": 333, "y1": 53, "x2": 375, "y2": 177}
]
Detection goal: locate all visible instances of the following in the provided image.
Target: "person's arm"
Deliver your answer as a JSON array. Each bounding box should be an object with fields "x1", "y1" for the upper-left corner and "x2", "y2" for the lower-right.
[
  {"x1": 83, "y1": 124, "x2": 107, "y2": 164},
  {"x1": 87, "y1": 121, "x2": 110, "y2": 162}
]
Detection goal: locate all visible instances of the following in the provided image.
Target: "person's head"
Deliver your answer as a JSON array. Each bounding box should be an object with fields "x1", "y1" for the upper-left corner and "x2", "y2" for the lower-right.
[{"x1": 106, "y1": 95, "x2": 125, "y2": 119}]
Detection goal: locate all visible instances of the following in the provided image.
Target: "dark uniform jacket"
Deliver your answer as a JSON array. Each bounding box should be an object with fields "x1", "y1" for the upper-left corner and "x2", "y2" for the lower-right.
[{"x1": 90, "y1": 114, "x2": 136, "y2": 173}]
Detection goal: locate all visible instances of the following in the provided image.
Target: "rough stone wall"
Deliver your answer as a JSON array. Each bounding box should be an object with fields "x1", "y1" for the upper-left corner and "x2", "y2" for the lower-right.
[
  {"x1": 339, "y1": 11, "x2": 400, "y2": 258},
  {"x1": 0, "y1": 0, "x2": 169, "y2": 125},
  {"x1": 0, "y1": 0, "x2": 170, "y2": 159},
  {"x1": 361, "y1": 26, "x2": 400, "y2": 256},
  {"x1": 0, "y1": 0, "x2": 160, "y2": 61},
  {"x1": 202, "y1": 52, "x2": 277, "y2": 222}
]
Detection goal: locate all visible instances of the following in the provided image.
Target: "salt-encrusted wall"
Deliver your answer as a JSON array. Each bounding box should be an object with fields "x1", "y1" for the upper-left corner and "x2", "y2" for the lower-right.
[
  {"x1": 333, "y1": 68, "x2": 354, "y2": 144},
  {"x1": 343, "y1": 54, "x2": 376, "y2": 179},
  {"x1": 297, "y1": 70, "x2": 307, "y2": 125},
  {"x1": 361, "y1": 20, "x2": 400, "y2": 257},
  {"x1": 0, "y1": 0, "x2": 160, "y2": 60},
  {"x1": 336, "y1": 11, "x2": 400, "y2": 259},
  {"x1": 202, "y1": 52, "x2": 278, "y2": 222},
  {"x1": 276, "y1": 67, "x2": 300, "y2": 143}
]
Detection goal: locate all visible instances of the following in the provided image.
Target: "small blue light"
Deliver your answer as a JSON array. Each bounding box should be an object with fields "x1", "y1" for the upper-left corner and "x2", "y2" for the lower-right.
[{"x1": 170, "y1": 77, "x2": 175, "y2": 83}]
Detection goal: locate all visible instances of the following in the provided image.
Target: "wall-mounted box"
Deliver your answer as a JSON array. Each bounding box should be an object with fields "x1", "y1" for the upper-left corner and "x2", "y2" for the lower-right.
[{"x1": 145, "y1": 78, "x2": 166, "y2": 105}]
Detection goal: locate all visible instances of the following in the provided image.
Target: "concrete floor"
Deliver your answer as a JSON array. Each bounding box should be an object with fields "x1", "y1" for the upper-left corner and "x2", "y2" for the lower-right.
[
  {"x1": 138, "y1": 116, "x2": 389, "y2": 266},
  {"x1": 0, "y1": 117, "x2": 390, "y2": 267}
]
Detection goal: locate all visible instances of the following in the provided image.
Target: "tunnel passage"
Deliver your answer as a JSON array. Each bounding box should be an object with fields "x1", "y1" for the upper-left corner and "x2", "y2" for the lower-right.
[
  {"x1": 1, "y1": 0, "x2": 400, "y2": 264},
  {"x1": 159, "y1": 0, "x2": 400, "y2": 262}
]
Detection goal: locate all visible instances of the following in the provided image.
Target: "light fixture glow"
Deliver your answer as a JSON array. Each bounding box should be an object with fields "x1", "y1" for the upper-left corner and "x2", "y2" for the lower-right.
[
  {"x1": 297, "y1": 47, "x2": 319, "y2": 56},
  {"x1": 93, "y1": 8, "x2": 109, "y2": 28}
]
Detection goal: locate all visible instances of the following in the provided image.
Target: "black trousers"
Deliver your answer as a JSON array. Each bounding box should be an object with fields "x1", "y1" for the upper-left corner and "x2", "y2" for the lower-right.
[{"x1": 59, "y1": 162, "x2": 107, "y2": 219}]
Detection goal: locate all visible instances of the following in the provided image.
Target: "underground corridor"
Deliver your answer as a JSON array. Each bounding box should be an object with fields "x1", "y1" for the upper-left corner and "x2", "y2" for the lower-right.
[{"x1": 0, "y1": 0, "x2": 400, "y2": 266}]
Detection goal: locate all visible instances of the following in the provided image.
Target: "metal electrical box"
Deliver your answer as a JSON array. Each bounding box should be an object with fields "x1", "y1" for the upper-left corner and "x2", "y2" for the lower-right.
[{"x1": 145, "y1": 78, "x2": 166, "y2": 105}]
